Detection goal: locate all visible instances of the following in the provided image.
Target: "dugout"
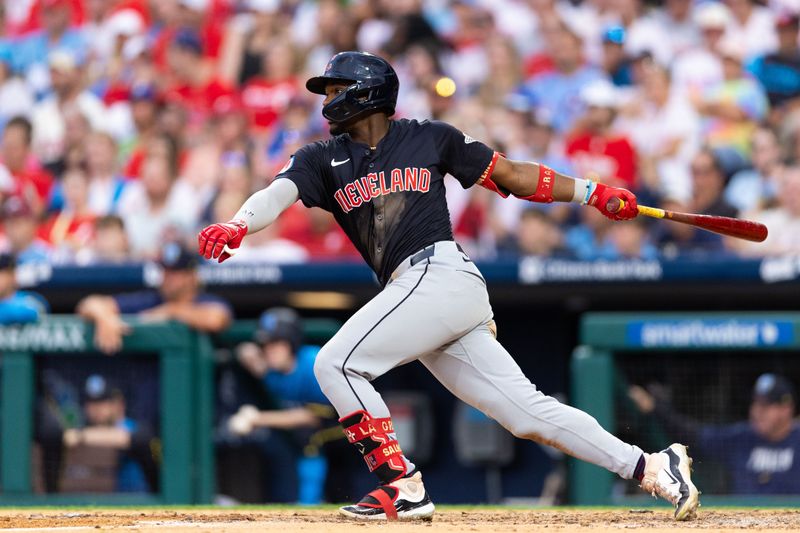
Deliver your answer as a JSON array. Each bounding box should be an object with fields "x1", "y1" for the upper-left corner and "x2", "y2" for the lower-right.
[
  {"x1": 0, "y1": 316, "x2": 340, "y2": 506},
  {"x1": 571, "y1": 312, "x2": 800, "y2": 507}
]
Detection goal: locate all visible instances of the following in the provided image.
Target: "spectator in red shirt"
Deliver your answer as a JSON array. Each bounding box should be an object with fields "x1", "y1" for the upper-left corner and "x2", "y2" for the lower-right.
[
  {"x1": 151, "y1": 0, "x2": 225, "y2": 70},
  {"x1": 39, "y1": 168, "x2": 97, "y2": 262},
  {"x1": 566, "y1": 79, "x2": 638, "y2": 189},
  {"x1": 0, "y1": 196, "x2": 52, "y2": 264},
  {"x1": 13, "y1": 0, "x2": 85, "y2": 37},
  {"x1": 1, "y1": 117, "x2": 53, "y2": 216},
  {"x1": 241, "y1": 40, "x2": 300, "y2": 132},
  {"x1": 164, "y1": 29, "x2": 233, "y2": 131}
]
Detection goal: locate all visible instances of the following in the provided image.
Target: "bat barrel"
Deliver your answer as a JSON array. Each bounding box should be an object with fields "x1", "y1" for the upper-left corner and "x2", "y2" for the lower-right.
[{"x1": 665, "y1": 211, "x2": 768, "y2": 242}]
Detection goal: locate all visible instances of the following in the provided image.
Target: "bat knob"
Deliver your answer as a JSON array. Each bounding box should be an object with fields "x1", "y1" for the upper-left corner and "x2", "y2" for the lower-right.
[{"x1": 606, "y1": 197, "x2": 624, "y2": 213}]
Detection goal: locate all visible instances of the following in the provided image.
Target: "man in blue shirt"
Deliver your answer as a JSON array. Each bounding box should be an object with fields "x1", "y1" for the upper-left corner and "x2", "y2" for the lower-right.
[
  {"x1": 77, "y1": 242, "x2": 232, "y2": 353},
  {"x1": 14, "y1": 0, "x2": 87, "y2": 98},
  {"x1": 0, "y1": 252, "x2": 48, "y2": 324},
  {"x1": 630, "y1": 374, "x2": 800, "y2": 494},
  {"x1": 516, "y1": 25, "x2": 606, "y2": 134},
  {"x1": 225, "y1": 308, "x2": 347, "y2": 503}
]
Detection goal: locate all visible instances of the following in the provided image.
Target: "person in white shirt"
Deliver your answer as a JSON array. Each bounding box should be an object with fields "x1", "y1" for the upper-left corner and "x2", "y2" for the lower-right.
[
  {"x1": 671, "y1": 2, "x2": 728, "y2": 96},
  {"x1": 724, "y1": 0, "x2": 778, "y2": 59},
  {"x1": 618, "y1": 61, "x2": 700, "y2": 203},
  {"x1": 30, "y1": 50, "x2": 106, "y2": 167},
  {"x1": 85, "y1": 131, "x2": 129, "y2": 216},
  {"x1": 736, "y1": 166, "x2": 800, "y2": 256},
  {"x1": 117, "y1": 154, "x2": 196, "y2": 258}
]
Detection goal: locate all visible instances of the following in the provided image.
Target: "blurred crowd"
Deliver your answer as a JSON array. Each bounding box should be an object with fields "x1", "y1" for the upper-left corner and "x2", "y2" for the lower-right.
[{"x1": 0, "y1": 0, "x2": 798, "y2": 265}]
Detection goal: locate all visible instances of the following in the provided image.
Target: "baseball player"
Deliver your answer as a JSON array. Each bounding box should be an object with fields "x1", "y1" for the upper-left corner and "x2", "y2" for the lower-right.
[{"x1": 198, "y1": 52, "x2": 700, "y2": 521}]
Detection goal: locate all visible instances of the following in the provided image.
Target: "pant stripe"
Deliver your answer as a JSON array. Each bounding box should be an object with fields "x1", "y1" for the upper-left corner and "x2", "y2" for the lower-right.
[{"x1": 340, "y1": 263, "x2": 430, "y2": 410}]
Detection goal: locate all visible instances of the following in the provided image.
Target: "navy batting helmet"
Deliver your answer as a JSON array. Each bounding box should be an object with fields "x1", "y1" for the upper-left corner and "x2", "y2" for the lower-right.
[
  {"x1": 255, "y1": 307, "x2": 303, "y2": 353},
  {"x1": 306, "y1": 51, "x2": 399, "y2": 123}
]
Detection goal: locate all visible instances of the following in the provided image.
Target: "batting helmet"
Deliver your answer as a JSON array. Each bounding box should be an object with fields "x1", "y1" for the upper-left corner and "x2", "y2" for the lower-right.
[
  {"x1": 255, "y1": 307, "x2": 303, "y2": 353},
  {"x1": 306, "y1": 51, "x2": 399, "y2": 123}
]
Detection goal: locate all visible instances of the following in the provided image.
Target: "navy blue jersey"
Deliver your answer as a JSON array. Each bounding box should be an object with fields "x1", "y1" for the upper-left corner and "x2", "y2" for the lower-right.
[
  {"x1": 113, "y1": 290, "x2": 232, "y2": 316},
  {"x1": 697, "y1": 422, "x2": 800, "y2": 494},
  {"x1": 276, "y1": 119, "x2": 497, "y2": 285}
]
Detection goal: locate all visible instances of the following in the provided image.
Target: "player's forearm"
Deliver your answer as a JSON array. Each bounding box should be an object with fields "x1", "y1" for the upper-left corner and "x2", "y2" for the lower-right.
[
  {"x1": 78, "y1": 427, "x2": 132, "y2": 449},
  {"x1": 77, "y1": 296, "x2": 119, "y2": 322},
  {"x1": 233, "y1": 178, "x2": 299, "y2": 233},
  {"x1": 169, "y1": 304, "x2": 231, "y2": 333},
  {"x1": 493, "y1": 159, "x2": 586, "y2": 203},
  {"x1": 253, "y1": 408, "x2": 320, "y2": 429}
]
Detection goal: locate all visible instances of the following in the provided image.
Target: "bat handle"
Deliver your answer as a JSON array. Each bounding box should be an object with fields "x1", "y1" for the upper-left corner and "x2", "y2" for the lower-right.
[{"x1": 636, "y1": 205, "x2": 667, "y2": 219}]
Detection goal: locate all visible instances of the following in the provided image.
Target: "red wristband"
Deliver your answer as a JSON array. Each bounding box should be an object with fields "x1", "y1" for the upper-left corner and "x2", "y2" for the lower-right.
[
  {"x1": 477, "y1": 152, "x2": 508, "y2": 198},
  {"x1": 515, "y1": 164, "x2": 555, "y2": 203}
]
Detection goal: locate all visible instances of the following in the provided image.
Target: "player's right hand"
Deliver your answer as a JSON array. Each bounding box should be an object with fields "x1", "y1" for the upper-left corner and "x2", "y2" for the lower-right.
[
  {"x1": 198, "y1": 219, "x2": 248, "y2": 262},
  {"x1": 587, "y1": 182, "x2": 638, "y2": 221}
]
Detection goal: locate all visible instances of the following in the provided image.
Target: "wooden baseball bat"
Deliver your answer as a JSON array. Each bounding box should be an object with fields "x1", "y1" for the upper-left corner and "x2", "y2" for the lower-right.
[{"x1": 609, "y1": 199, "x2": 768, "y2": 242}]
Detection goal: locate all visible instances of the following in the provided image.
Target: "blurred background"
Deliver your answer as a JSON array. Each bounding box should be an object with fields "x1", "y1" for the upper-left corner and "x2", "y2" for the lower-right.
[{"x1": 0, "y1": 0, "x2": 798, "y2": 508}]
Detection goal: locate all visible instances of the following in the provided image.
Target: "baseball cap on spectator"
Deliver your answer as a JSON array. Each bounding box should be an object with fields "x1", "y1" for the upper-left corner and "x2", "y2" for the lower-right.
[
  {"x1": 694, "y1": 2, "x2": 731, "y2": 29},
  {"x1": 602, "y1": 25, "x2": 626, "y2": 45},
  {"x1": 776, "y1": 12, "x2": 800, "y2": 29},
  {"x1": 178, "y1": 0, "x2": 209, "y2": 12},
  {"x1": 171, "y1": 29, "x2": 203, "y2": 55},
  {"x1": 84, "y1": 374, "x2": 122, "y2": 402},
  {"x1": 48, "y1": 49, "x2": 80, "y2": 72},
  {"x1": 753, "y1": 373, "x2": 796, "y2": 405},
  {"x1": 0, "y1": 252, "x2": 16, "y2": 271},
  {"x1": 158, "y1": 242, "x2": 199, "y2": 271},
  {"x1": 580, "y1": 79, "x2": 619, "y2": 108},
  {"x1": 106, "y1": 8, "x2": 146, "y2": 39},
  {"x1": 1, "y1": 197, "x2": 35, "y2": 220},
  {"x1": 247, "y1": 0, "x2": 280, "y2": 13},
  {"x1": 122, "y1": 35, "x2": 148, "y2": 61},
  {"x1": 130, "y1": 82, "x2": 159, "y2": 103}
]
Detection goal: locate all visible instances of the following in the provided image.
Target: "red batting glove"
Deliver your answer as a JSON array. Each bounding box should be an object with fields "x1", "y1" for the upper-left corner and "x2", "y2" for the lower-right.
[
  {"x1": 586, "y1": 182, "x2": 638, "y2": 221},
  {"x1": 197, "y1": 219, "x2": 248, "y2": 263}
]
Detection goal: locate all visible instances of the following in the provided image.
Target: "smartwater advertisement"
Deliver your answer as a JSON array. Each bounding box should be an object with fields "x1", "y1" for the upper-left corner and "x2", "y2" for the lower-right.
[{"x1": 626, "y1": 319, "x2": 795, "y2": 348}]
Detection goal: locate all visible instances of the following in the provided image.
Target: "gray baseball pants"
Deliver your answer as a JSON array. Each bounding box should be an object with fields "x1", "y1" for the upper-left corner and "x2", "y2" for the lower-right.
[{"x1": 313, "y1": 240, "x2": 643, "y2": 479}]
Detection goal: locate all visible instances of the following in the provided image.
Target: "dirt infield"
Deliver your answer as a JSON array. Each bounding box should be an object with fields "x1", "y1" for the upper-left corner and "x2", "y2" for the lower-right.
[{"x1": 1, "y1": 508, "x2": 800, "y2": 532}]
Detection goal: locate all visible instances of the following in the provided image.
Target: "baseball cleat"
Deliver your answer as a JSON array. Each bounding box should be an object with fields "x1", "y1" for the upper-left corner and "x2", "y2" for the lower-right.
[
  {"x1": 339, "y1": 471, "x2": 435, "y2": 521},
  {"x1": 640, "y1": 443, "x2": 700, "y2": 521}
]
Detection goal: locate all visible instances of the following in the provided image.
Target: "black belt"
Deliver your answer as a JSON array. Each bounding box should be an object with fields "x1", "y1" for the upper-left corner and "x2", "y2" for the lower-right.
[{"x1": 409, "y1": 242, "x2": 468, "y2": 267}]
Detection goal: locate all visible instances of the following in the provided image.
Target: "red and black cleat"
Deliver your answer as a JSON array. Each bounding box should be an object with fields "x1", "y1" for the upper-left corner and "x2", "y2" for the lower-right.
[{"x1": 339, "y1": 471, "x2": 435, "y2": 521}]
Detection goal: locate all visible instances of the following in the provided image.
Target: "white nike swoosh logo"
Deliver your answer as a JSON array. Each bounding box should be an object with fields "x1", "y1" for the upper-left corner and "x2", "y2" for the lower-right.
[{"x1": 331, "y1": 158, "x2": 350, "y2": 167}]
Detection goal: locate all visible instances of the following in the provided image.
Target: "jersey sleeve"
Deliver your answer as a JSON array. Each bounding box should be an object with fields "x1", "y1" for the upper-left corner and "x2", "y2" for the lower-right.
[
  {"x1": 429, "y1": 120, "x2": 497, "y2": 189},
  {"x1": 274, "y1": 144, "x2": 328, "y2": 209}
]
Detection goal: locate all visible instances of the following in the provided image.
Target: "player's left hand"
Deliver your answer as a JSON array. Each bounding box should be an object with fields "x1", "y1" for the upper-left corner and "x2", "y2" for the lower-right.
[
  {"x1": 198, "y1": 219, "x2": 248, "y2": 262},
  {"x1": 587, "y1": 182, "x2": 638, "y2": 221}
]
